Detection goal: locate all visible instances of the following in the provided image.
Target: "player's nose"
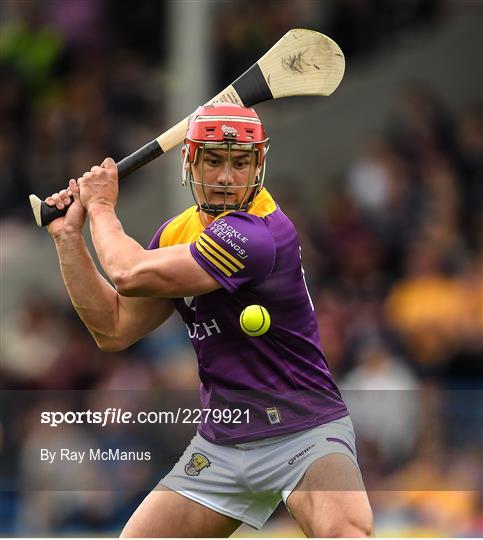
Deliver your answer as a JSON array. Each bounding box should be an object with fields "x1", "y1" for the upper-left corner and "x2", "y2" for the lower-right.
[{"x1": 216, "y1": 162, "x2": 234, "y2": 184}]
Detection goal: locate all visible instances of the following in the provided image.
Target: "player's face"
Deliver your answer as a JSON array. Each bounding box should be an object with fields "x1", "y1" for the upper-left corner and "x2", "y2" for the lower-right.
[{"x1": 191, "y1": 148, "x2": 260, "y2": 208}]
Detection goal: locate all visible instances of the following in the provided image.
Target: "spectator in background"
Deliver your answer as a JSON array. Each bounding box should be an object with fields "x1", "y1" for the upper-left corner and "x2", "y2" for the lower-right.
[
  {"x1": 456, "y1": 104, "x2": 483, "y2": 247},
  {"x1": 385, "y1": 239, "x2": 479, "y2": 374},
  {"x1": 2, "y1": 298, "x2": 69, "y2": 384},
  {"x1": 341, "y1": 336, "x2": 419, "y2": 466}
]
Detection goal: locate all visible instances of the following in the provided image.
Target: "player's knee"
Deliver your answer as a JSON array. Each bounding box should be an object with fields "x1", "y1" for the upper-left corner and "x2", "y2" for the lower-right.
[
  {"x1": 119, "y1": 519, "x2": 145, "y2": 538},
  {"x1": 119, "y1": 525, "x2": 131, "y2": 537},
  {"x1": 119, "y1": 523, "x2": 134, "y2": 538},
  {"x1": 313, "y1": 523, "x2": 373, "y2": 538},
  {"x1": 312, "y1": 511, "x2": 374, "y2": 538}
]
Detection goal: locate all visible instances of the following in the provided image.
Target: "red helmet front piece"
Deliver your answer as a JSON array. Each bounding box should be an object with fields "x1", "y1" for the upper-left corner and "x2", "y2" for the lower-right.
[{"x1": 185, "y1": 103, "x2": 267, "y2": 164}]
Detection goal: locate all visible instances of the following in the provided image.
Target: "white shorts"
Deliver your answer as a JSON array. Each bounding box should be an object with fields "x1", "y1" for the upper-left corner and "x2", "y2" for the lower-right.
[{"x1": 158, "y1": 415, "x2": 359, "y2": 529}]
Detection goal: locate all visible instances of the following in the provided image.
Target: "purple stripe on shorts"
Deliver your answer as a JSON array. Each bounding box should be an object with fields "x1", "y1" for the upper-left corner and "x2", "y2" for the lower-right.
[{"x1": 326, "y1": 437, "x2": 355, "y2": 456}]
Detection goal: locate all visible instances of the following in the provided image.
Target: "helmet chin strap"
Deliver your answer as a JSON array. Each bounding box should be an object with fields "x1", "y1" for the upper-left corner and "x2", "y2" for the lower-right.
[{"x1": 198, "y1": 202, "x2": 244, "y2": 216}]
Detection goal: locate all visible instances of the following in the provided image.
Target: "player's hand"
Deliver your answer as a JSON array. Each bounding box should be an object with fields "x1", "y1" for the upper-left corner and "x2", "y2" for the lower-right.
[
  {"x1": 78, "y1": 157, "x2": 118, "y2": 213},
  {"x1": 46, "y1": 179, "x2": 86, "y2": 238}
]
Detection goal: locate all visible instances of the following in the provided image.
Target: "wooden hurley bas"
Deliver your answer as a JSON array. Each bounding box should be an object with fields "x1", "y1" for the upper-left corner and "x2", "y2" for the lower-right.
[{"x1": 29, "y1": 29, "x2": 345, "y2": 227}]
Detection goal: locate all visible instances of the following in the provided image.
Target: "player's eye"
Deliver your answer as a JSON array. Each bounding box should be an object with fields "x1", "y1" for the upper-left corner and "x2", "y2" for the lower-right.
[
  {"x1": 205, "y1": 157, "x2": 220, "y2": 166},
  {"x1": 234, "y1": 160, "x2": 249, "y2": 169}
]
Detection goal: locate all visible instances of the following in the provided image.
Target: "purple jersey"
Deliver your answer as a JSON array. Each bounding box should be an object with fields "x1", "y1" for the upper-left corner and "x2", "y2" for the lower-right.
[{"x1": 148, "y1": 188, "x2": 348, "y2": 444}]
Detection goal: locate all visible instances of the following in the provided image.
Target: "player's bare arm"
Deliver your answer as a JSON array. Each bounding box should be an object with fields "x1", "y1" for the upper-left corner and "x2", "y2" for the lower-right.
[
  {"x1": 78, "y1": 158, "x2": 221, "y2": 299},
  {"x1": 46, "y1": 179, "x2": 175, "y2": 352}
]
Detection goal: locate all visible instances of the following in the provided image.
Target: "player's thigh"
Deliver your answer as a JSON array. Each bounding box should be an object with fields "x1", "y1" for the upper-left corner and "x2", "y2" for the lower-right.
[
  {"x1": 286, "y1": 454, "x2": 373, "y2": 538},
  {"x1": 120, "y1": 487, "x2": 241, "y2": 538}
]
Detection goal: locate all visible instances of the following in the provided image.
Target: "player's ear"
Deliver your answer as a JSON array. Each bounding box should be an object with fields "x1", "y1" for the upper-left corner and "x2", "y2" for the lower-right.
[{"x1": 181, "y1": 146, "x2": 189, "y2": 170}]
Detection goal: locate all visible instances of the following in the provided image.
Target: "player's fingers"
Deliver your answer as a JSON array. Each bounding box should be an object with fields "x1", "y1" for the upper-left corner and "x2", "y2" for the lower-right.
[
  {"x1": 68, "y1": 179, "x2": 78, "y2": 193},
  {"x1": 50, "y1": 192, "x2": 65, "y2": 210},
  {"x1": 101, "y1": 157, "x2": 116, "y2": 169},
  {"x1": 59, "y1": 189, "x2": 71, "y2": 205},
  {"x1": 69, "y1": 179, "x2": 81, "y2": 202}
]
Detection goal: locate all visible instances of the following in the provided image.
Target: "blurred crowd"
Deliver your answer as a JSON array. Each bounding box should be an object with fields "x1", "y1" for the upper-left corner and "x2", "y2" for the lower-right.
[
  {"x1": 1, "y1": 0, "x2": 482, "y2": 537},
  {"x1": 289, "y1": 85, "x2": 483, "y2": 536}
]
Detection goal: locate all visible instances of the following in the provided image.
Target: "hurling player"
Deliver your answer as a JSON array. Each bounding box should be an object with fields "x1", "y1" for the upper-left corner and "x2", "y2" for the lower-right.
[{"x1": 46, "y1": 104, "x2": 373, "y2": 537}]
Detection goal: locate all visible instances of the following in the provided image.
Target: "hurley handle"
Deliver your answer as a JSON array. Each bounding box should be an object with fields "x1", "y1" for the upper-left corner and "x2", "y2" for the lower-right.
[{"x1": 29, "y1": 140, "x2": 163, "y2": 227}]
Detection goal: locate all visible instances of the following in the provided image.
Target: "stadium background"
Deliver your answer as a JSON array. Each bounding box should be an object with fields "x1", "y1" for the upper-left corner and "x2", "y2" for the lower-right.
[{"x1": 1, "y1": 0, "x2": 482, "y2": 536}]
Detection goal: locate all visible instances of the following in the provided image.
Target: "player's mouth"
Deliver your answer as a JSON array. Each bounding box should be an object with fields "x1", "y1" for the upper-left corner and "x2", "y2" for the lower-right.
[{"x1": 212, "y1": 190, "x2": 236, "y2": 197}]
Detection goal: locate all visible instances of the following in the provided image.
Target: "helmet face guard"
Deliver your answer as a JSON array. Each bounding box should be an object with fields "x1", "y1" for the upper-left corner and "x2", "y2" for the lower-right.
[{"x1": 182, "y1": 104, "x2": 269, "y2": 216}]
